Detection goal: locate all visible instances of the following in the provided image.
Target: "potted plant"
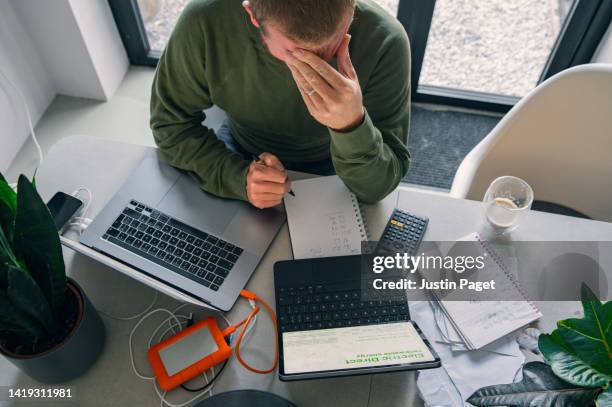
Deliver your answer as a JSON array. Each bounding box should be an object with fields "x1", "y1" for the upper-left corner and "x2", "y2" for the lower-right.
[
  {"x1": 468, "y1": 284, "x2": 611, "y2": 406},
  {"x1": 0, "y1": 173, "x2": 105, "y2": 383}
]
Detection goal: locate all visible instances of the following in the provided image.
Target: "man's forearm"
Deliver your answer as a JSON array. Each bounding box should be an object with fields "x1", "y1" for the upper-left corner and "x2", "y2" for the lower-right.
[
  {"x1": 151, "y1": 119, "x2": 250, "y2": 201},
  {"x1": 330, "y1": 110, "x2": 410, "y2": 203}
]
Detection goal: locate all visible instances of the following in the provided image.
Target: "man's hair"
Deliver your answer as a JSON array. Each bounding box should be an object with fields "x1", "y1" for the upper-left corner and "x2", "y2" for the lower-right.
[{"x1": 250, "y1": 0, "x2": 356, "y2": 45}]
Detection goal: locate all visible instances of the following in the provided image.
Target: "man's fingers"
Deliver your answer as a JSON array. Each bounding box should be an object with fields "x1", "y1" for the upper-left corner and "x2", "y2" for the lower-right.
[
  {"x1": 290, "y1": 66, "x2": 326, "y2": 114},
  {"x1": 247, "y1": 158, "x2": 292, "y2": 208},
  {"x1": 258, "y1": 152, "x2": 285, "y2": 171},
  {"x1": 251, "y1": 163, "x2": 287, "y2": 184},
  {"x1": 288, "y1": 64, "x2": 314, "y2": 95},
  {"x1": 289, "y1": 67, "x2": 320, "y2": 116},
  {"x1": 253, "y1": 199, "x2": 283, "y2": 209},
  {"x1": 253, "y1": 192, "x2": 287, "y2": 201},
  {"x1": 304, "y1": 88, "x2": 327, "y2": 113},
  {"x1": 254, "y1": 180, "x2": 290, "y2": 195},
  {"x1": 288, "y1": 64, "x2": 317, "y2": 107},
  {"x1": 337, "y1": 34, "x2": 357, "y2": 80},
  {"x1": 293, "y1": 49, "x2": 345, "y2": 88},
  {"x1": 289, "y1": 58, "x2": 336, "y2": 100},
  {"x1": 298, "y1": 82, "x2": 325, "y2": 115}
]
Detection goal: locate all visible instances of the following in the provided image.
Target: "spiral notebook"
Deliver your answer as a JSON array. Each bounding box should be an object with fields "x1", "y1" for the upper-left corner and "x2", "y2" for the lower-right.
[
  {"x1": 284, "y1": 175, "x2": 368, "y2": 259},
  {"x1": 426, "y1": 233, "x2": 542, "y2": 350}
]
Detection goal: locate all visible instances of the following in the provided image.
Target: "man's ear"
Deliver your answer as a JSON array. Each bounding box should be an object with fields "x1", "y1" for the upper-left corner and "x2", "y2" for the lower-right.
[{"x1": 242, "y1": 1, "x2": 261, "y2": 28}]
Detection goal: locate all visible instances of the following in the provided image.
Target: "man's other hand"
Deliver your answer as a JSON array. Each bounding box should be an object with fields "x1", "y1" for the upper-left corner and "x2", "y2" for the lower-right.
[
  {"x1": 287, "y1": 34, "x2": 364, "y2": 132},
  {"x1": 246, "y1": 152, "x2": 291, "y2": 209}
]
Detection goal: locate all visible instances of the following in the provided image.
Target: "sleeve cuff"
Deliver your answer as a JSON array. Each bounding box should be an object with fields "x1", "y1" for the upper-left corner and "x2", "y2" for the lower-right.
[
  {"x1": 329, "y1": 110, "x2": 381, "y2": 158},
  {"x1": 227, "y1": 159, "x2": 251, "y2": 201}
]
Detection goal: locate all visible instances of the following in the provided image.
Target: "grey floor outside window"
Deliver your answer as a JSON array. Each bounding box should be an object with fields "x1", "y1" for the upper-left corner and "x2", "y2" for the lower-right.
[{"x1": 136, "y1": 0, "x2": 571, "y2": 98}]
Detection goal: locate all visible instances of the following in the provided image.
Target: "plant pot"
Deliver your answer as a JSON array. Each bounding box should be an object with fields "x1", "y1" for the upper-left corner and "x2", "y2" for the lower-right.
[{"x1": 0, "y1": 278, "x2": 106, "y2": 383}]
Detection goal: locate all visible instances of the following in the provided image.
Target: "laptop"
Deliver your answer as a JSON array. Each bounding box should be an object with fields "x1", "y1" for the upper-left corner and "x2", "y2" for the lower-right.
[
  {"x1": 274, "y1": 255, "x2": 440, "y2": 381},
  {"x1": 80, "y1": 150, "x2": 285, "y2": 311}
]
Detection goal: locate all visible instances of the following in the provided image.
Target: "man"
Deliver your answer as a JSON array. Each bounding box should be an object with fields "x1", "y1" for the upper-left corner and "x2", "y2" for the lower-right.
[{"x1": 150, "y1": 0, "x2": 411, "y2": 208}]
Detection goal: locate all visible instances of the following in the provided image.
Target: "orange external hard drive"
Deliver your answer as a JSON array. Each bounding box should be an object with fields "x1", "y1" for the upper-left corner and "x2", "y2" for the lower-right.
[{"x1": 147, "y1": 317, "x2": 232, "y2": 391}]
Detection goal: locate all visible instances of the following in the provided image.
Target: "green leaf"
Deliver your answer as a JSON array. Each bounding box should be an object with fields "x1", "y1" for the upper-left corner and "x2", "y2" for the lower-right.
[
  {"x1": 7, "y1": 265, "x2": 56, "y2": 334},
  {"x1": 0, "y1": 172, "x2": 16, "y2": 251},
  {"x1": 0, "y1": 226, "x2": 11, "y2": 291},
  {"x1": 0, "y1": 172, "x2": 17, "y2": 215},
  {"x1": 539, "y1": 331, "x2": 611, "y2": 388},
  {"x1": 556, "y1": 284, "x2": 612, "y2": 378},
  {"x1": 0, "y1": 225, "x2": 21, "y2": 291},
  {"x1": 0, "y1": 260, "x2": 6, "y2": 292},
  {"x1": 467, "y1": 362, "x2": 601, "y2": 407},
  {"x1": 0, "y1": 291, "x2": 47, "y2": 343},
  {"x1": 13, "y1": 175, "x2": 66, "y2": 313},
  {"x1": 0, "y1": 197, "x2": 14, "y2": 245},
  {"x1": 596, "y1": 387, "x2": 612, "y2": 407}
]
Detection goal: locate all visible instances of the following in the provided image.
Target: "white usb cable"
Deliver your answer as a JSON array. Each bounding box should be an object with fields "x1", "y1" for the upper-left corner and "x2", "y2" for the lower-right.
[
  {"x1": 0, "y1": 69, "x2": 44, "y2": 169},
  {"x1": 126, "y1": 302, "x2": 237, "y2": 407},
  {"x1": 67, "y1": 187, "x2": 94, "y2": 234}
]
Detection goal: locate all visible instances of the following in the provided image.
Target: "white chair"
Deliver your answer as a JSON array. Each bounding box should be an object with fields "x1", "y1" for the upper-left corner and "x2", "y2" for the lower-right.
[{"x1": 450, "y1": 64, "x2": 612, "y2": 222}]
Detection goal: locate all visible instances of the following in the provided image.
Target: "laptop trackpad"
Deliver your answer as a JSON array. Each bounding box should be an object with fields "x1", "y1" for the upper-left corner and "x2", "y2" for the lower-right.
[{"x1": 157, "y1": 174, "x2": 239, "y2": 236}]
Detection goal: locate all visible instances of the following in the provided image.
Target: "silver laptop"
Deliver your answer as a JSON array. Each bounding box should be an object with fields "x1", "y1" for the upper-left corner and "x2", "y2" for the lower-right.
[{"x1": 80, "y1": 150, "x2": 285, "y2": 311}]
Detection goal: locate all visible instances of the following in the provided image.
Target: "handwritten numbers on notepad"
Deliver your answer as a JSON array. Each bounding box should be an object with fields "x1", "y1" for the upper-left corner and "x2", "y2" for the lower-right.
[
  {"x1": 284, "y1": 176, "x2": 367, "y2": 259},
  {"x1": 327, "y1": 212, "x2": 355, "y2": 254}
]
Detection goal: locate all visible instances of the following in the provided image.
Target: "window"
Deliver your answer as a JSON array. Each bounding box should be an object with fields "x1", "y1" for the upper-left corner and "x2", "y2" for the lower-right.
[
  {"x1": 419, "y1": 0, "x2": 573, "y2": 98},
  {"x1": 109, "y1": 0, "x2": 612, "y2": 112},
  {"x1": 138, "y1": 0, "x2": 189, "y2": 53},
  {"x1": 135, "y1": 0, "x2": 401, "y2": 53}
]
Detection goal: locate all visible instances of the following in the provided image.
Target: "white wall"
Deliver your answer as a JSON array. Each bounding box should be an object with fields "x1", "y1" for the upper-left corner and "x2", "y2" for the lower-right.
[
  {"x1": 69, "y1": 0, "x2": 129, "y2": 99},
  {"x1": 0, "y1": 0, "x2": 56, "y2": 173},
  {"x1": 12, "y1": 0, "x2": 129, "y2": 101},
  {"x1": 592, "y1": 21, "x2": 612, "y2": 63},
  {"x1": 0, "y1": 0, "x2": 129, "y2": 172}
]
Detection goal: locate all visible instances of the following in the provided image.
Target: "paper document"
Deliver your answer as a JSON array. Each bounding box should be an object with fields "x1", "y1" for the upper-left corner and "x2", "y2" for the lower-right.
[
  {"x1": 410, "y1": 300, "x2": 525, "y2": 406},
  {"x1": 420, "y1": 233, "x2": 541, "y2": 350},
  {"x1": 284, "y1": 176, "x2": 368, "y2": 259},
  {"x1": 282, "y1": 322, "x2": 435, "y2": 374}
]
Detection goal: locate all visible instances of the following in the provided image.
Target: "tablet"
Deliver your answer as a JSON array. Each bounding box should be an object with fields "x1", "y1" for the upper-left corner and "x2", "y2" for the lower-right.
[{"x1": 279, "y1": 321, "x2": 441, "y2": 381}]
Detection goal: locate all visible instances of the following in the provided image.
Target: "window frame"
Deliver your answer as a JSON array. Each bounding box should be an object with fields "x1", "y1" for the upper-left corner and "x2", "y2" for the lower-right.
[
  {"x1": 398, "y1": 0, "x2": 612, "y2": 113},
  {"x1": 109, "y1": 0, "x2": 612, "y2": 112},
  {"x1": 108, "y1": 0, "x2": 159, "y2": 66}
]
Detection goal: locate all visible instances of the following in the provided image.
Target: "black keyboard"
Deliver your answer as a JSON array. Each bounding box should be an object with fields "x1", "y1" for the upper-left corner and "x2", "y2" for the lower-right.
[
  {"x1": 102, "y1": 200, "x2": 243, "y2": 292},
  {"x1": 276, "y1": 284, "x2": 410, "y2": 333}
]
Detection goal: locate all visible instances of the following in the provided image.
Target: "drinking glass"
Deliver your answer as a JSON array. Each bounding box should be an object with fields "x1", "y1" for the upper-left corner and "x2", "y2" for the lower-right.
[{"x1": 483, "y1": 176, "x2": 534, "y2": 236}]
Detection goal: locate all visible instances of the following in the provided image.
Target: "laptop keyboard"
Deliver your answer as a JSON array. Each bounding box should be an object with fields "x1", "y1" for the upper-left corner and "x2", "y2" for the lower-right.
[
  {"x1": 102, "y1": 200, "x2": 243, "y2": 292},
  {"x1": 276, "y1": 284, "x2": 410, "y2": 333}
]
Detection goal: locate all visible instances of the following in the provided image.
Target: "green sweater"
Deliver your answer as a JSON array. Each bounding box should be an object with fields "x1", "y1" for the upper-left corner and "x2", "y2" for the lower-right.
[{"x1": 150, "y1": 0, "x2": 411, "y2": 203}]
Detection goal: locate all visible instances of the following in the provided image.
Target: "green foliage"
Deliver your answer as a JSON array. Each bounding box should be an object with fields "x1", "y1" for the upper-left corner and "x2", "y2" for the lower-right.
[
  {"x1": 0, "y1": 173, "x2": 68, "y2": 352},
  {"x1": 468, "y1": 284, "x2": 611, "y2": 406},
  {"x1": 7, "y1": 266, "x2": 56, "y2": 334},
  {"x1": 0, "y1": 294, "x2": 46, "y2": 342},
  {"x1": 467, "y1": 362, "x2": 601, "y2": 407},
  {"x1": 555, "y1": 284, "x2": 612, "y2": 379},
  {"x1": 0, "y1": 172, "x2": 17, "y2": 215},
  {"x1": 596, "y1": 387, "x2": 612, "y2": 407},
  {"x1": 539, "y1": 331, "x2": 611, "y2": 388},
  {"x1": 13, "y1": 175, "x2": 66, "y2": 310},
  {"x1": 0, "y1": 173, "x2": 17, "y2": 280}
]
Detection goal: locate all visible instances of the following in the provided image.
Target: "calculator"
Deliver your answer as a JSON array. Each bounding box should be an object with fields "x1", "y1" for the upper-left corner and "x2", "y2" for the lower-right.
[{"x1": 377, "y1": 209, "x2": 429, "y2": 254}]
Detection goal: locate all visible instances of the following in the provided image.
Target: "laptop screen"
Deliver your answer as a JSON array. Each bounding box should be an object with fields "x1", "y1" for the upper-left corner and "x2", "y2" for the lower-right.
[{"x1": 282, "y1": 322, "x2": 435, "y2": 374}]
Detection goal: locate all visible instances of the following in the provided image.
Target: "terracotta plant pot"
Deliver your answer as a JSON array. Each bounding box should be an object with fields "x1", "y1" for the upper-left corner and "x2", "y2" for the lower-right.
[{"x1": 0, "y1": 278, "x2": 106, "y2": 383}]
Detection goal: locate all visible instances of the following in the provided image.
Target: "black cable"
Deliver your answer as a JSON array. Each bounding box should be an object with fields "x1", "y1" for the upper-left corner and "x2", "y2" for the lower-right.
[{"x1": 180, "y1": 359, "x2": 228, "y2": 393}]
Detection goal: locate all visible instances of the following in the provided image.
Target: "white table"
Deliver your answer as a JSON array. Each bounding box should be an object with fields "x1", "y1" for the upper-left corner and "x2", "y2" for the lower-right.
[{"x1": 1, "y1": 135, "x2": 611, "y2": 407}]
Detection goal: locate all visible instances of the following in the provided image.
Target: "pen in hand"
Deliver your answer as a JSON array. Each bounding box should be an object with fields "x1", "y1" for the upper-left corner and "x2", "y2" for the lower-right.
[{"x1": 252, "y1": 154, "x2": 296, "y2": 197}]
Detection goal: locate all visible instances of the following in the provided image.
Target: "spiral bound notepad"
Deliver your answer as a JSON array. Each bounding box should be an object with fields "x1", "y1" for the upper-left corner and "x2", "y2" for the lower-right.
[
  {"x1": 284, "y1": 175, "x2": 369, "y2": 260},
  {"x1": 429, "y1": 233, "x2": 542, "y2": 350}
]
